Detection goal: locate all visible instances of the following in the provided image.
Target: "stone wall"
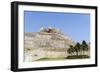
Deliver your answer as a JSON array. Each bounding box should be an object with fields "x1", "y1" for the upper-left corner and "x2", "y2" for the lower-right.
[
  {"x1": 24, "y1": 49, "x2": 68, "y2": 62},
  {"x1": 24, "y1": 29, "x2": 75, "y2": 62}
]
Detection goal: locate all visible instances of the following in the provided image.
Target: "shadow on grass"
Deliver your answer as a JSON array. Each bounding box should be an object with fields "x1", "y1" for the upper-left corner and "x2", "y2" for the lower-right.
[
  {"x1": 34, "y1": 55, "x2": 90, "y2": 61},
  {"x1": 66, "y1": 55, "x2": 90, "y2": 59}
]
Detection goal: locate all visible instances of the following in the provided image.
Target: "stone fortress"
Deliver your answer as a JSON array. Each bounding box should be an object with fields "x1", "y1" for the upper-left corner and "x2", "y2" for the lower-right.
[{"x1": 24, "y1": 27, "x2": 75, "y2": 62}]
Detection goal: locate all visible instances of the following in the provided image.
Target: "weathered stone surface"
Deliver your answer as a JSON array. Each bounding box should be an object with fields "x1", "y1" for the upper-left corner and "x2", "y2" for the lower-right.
[{"x1": 24, "y1": 27, "x2": 75, "y2": 61}]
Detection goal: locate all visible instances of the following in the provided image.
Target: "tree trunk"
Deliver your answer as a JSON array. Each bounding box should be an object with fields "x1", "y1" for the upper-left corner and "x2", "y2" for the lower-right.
[{"x1": 75, "y1": 51, "x2": 78, "y2": 56}]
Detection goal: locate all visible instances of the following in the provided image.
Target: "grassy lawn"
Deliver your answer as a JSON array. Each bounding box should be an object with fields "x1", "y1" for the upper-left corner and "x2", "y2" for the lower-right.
[
  {"x1": 66, "y1": 55, "x2": 90, "y2": 59},
  {"x1": 35, "y1": 55, "x2": 90, "y2": 61},
  {"x1": 35, "y1": 58, "x2": 66, "y2": 61}
]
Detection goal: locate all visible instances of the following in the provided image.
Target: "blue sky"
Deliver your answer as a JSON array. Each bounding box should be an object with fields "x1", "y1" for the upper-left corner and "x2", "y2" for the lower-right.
[{"x1": 24, "y1": 11, "x2": 90, "y2": 43}]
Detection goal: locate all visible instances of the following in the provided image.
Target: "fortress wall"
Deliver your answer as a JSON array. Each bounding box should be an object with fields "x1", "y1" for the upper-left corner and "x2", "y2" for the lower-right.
[{"x1": 25, "y1": 49, "x2": 68, "y2": 62}]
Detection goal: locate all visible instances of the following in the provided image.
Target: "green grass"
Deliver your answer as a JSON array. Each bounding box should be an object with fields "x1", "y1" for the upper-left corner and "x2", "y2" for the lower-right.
[
  {"x1": 35, "y1": 58, "x2": 65, "y2": 61},
  {"x1": 34, "y1": 55, "x2": 90, "y2": 61},
  {"x1": 66, "y1": 55, "x2": 90, "y2": 59}
]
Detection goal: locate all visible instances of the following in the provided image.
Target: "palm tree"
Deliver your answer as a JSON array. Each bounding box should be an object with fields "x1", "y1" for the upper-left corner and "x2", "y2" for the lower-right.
[
  {"x1": 80, "y1": 44, "x2": 84, "y2": 55},
  {"x1": 81, "y1": 40, "x2": 88, "y2": 55},
  {"x1": 67, "y1": 48, "x2": 72, "y2": 56},
  {"x1": 74, "y1": 42, "x2": 81, "y2": 56},
  {"x1": 67, "y1": 45, "x2": 74, "y2": 56}
]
